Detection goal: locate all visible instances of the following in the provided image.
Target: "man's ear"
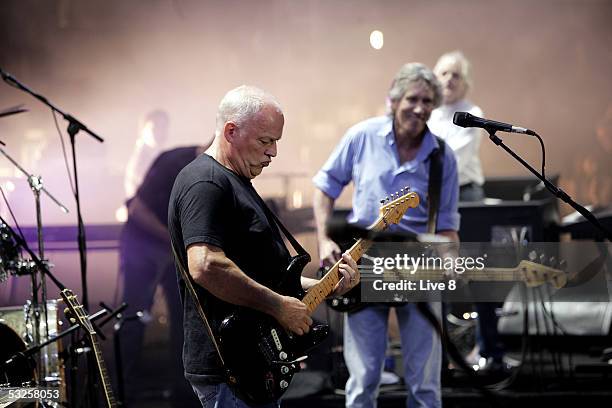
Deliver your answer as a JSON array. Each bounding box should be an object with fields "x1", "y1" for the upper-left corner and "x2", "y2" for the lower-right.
[{"x1": 223, "y1": 122, "x2": 238, "y2": 143}]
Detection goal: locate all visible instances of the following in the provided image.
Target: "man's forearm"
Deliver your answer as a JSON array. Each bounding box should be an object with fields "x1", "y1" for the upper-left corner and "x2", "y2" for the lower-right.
[
  {"x1": 313, "y1": 189, "x2": 335, "y2": 240},
  {"x1": 188, "y1": 245, "x2": 282, "y2": 316}
]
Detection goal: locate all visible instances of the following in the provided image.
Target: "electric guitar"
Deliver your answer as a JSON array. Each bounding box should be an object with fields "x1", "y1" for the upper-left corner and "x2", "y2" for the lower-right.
[
  {"x1": 329, "y1": 258, "x2": 568, "y2": 313},
  {"x1": 218, "y1": 190, "x2": 419, "y2": 403},
  {"x1": 376, "y1": 260, "x2": 567, "y2": 288},
  {"x1": 61, "y1": 289, "x2": 117, "y2": 408}
]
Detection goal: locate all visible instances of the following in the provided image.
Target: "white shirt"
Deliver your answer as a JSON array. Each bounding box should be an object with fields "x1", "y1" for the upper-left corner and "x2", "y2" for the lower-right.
[{"x1": 428, "y1": 99, "x2": 485, "y2": 186}]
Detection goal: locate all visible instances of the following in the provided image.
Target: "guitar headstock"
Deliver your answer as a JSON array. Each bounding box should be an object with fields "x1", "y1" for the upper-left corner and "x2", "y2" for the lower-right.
[
  {"x1": 61, "y1": 288, "x2": 96, "y2": 335},
  {"x1": 518, "y1": 260, "x2": 567, "y2": 289},
  {"x1": 379, "y1": 188, "x2": 420, "y2": 226}
]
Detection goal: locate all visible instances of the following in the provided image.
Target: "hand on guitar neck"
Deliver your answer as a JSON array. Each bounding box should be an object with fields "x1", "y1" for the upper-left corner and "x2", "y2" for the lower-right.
[
  {"x1": 330, "y1": 252, "x2": 360, "y2": 297},
  {"x1": 318, "y1": 236, "x2": 342, "y2": 268}
]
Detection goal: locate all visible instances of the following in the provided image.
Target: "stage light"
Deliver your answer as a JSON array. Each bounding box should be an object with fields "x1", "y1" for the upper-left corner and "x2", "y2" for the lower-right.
[
  {"x1": 115, "y1": 205, "x2": 128, "y2": 222},
  {"x1": 370, "y1": 30, "x2": 384, "y2": 50},
  {"x1": 4, "y1": 181, "x2": 15, "y2": 192},
  {"x1": 292, "y1": 190, "x2": 303, "y2": 209}
]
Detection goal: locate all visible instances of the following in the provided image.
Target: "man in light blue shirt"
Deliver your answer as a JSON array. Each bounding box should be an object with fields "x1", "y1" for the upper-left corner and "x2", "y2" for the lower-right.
[{"x1": 313, "y1": 63, "x2": 460, "y2": 408}]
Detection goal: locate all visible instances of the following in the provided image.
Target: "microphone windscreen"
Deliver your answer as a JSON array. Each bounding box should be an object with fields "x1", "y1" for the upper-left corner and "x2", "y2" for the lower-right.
[{"x1": 452, "y1": 111, "x2": 470, "y2": 127}]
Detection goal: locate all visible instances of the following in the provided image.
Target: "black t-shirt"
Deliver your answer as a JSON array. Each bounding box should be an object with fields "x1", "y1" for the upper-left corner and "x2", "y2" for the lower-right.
[
  {"x1": 126, "y1": 146, "x2": 200, "y2": 238},
  {"x1": 168, "y1": 154, "x2": 291, "y2": 383}
]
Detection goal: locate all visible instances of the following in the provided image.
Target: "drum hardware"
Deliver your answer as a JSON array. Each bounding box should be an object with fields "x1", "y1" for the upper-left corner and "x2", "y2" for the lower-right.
[
  {"x1": 0, "y1": 217, "x2": 121, "y2": 406},
  {"x1": 1, "y1": 302, "x2": 127, "y2": 407},
  {"x1": 0, "y1": 146, "x2": 70, "y2": 392}
]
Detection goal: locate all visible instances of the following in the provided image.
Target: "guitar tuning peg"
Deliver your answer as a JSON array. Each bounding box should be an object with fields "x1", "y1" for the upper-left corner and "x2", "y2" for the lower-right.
[
  {"x1": 539, "y1": 254, "x2": 546, "y2": 264},
  {"x1": 528, "y1": 250, "x2": 537, "y2": 261},
  {"x1": 559, "y1": 259, "x2": 567, "y2": 271},
  {"x1": 380, "y1": 199, "x2": 385, "y2": 205},
  {"x1": 548, "y1": 256, "x2": 556, "y2": 267}
]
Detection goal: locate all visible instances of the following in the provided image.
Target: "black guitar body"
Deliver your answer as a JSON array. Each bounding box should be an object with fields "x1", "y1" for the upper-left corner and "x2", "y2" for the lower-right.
[
  {"x1": 325, "y1": 283, "x2": 364, "y2": 313},
  {"x1": 218, "y1": 254, "x2": 329, "y2": 403}
]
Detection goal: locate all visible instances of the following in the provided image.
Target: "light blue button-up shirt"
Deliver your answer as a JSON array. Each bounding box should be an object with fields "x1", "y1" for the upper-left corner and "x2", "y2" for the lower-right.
[{"x1": 313, "y1": 115, "x2": 460, "y2": 234}]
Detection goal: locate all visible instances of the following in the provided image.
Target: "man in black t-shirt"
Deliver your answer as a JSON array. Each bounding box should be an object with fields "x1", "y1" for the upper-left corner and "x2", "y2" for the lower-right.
[
  {"x1": 119, "y1": 145, "x2": 205, "y2": 406},
  {"x1": 168, "y1": 85, "x2": 359, "y2": 407}
]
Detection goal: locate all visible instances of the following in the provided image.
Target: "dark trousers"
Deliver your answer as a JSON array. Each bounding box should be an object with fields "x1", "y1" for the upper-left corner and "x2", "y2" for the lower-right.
[{"x1": 118, "y1": 225, "x2": 197, "y2": 406}]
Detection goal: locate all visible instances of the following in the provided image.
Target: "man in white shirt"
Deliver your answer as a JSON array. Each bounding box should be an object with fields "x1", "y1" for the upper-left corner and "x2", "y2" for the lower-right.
[
  {"x1": 429, "y1": 52, "x2": 508, "y2": 372},
  {"x1": 428, "y1": 51, "x2": 485, "y2": 201}
]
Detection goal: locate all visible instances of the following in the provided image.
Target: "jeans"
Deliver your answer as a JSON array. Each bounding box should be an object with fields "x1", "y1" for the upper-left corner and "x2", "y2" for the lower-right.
[
  {"x1": 190, "y1": 382, "x2": 279, "y2": 408},
  {"x1": 344, "y1": 303, "x2": 442, "y2": 408}
]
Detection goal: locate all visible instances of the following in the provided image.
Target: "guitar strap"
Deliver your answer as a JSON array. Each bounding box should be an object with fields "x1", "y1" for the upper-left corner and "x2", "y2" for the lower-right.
[
  {"x1": 170, "y1": 244, "x2": 236, "y2": 384},
  {"x1": 427, "y1": 136, "x2": 446, "y2": 234},
  {"x1": 242, "y1": 180, "x2": 310, "y2": 259}
]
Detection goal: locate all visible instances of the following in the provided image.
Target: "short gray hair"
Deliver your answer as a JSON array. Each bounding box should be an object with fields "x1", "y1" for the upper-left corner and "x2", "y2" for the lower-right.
[
  {"x1": 434, "y1": 50, "x2": 473, "y2": 89},
  {"x1": 388, "y1": 63, "x2": 442, "y2": 112},
  {"x1": 215, "y1": 85, "x2": 282, "y2": 136}
]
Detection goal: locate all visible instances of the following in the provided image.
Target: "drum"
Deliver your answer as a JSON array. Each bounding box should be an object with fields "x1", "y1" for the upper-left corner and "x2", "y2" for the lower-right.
[
  {"x1": 0, "y1": 301, "x2": 65, "y2": 391},
  {"x1": 0, "y1": 322, "x2": 36, "y2": 386},
  {"x1": 0, "y1": 222, "x2": 20, "y2": 283}
]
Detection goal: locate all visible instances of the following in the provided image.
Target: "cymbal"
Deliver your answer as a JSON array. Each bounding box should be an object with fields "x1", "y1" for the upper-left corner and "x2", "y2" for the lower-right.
[{"x1": 0, "y1": 105, "x2": 28, "y2": 119}]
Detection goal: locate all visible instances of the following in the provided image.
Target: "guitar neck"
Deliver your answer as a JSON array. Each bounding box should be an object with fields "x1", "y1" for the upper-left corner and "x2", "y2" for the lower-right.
[
  {"x1": 382, "y1": 266, "x2": 524, "y2": 282},
  {"x1": 302, "y1": 217, "x2": 388, "y2": 314},
  {"x1": 90, "y1": 333, "x2": 117, "y2": 408},
  {"x1": 303, "y1": 238, "x2": 372, "y2": 313}
]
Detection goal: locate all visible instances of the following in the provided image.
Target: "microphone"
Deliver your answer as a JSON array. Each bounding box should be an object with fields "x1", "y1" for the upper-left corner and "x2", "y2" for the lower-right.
[{"x1": 453, "y1": 112, "x2": 536, "y2": 136}]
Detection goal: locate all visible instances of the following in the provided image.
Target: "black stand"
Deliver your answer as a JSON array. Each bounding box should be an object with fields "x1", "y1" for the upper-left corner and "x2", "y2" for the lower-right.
[
  {"x1": 486, "y1": 130, "x2": 612, "y2": 241},
  {"x1": 0, "y1": 67, "x2": 104, "y2": 311},
  {"x1": 67, "y1": 122, "x2": 91, "y2": 311}
]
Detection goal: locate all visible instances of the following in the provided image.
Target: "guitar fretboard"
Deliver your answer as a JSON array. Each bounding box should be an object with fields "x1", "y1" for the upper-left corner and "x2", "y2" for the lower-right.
[
  {"x1": 367, "y1": 267, "x2": 524, "y2": 282},
  {"x1": 302, "y1": 217, "x2": 388, "y2": 314},
  {"x1": 91, "y1": 334, "x2": 117, "y2": 408},
  {"x1": 61, "y1": 289, "x2": 117, "y2": 408}
]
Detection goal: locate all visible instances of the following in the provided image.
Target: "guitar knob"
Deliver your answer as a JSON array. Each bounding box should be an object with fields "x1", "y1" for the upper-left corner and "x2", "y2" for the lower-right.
[
  {"x1": 332, "y1": 299, "x2": 339, "y2": 307},
  {"x1": 279, "y1": 351, "x2": 287, "y2": 360},
  {"x1": 280, "y1": 380, "x2": 289, "y2": 389},
  {"x1": 281, "y1": 366, "x2": 289, "y2": 374}
]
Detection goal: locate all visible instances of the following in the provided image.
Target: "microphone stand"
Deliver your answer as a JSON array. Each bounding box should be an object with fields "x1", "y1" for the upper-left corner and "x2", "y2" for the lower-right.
[
  {"x1": 0, "y1": 67, "x2": 104, "y2": 312},
  {"x1": 486, "y1": 130, "x2": 612, "y2": 241}
]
